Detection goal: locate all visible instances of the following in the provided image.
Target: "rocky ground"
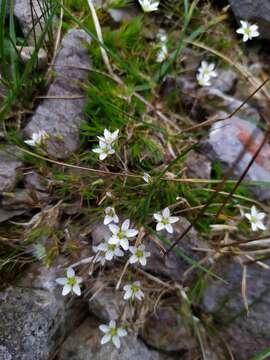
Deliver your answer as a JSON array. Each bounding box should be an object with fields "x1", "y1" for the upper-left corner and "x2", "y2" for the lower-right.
[{"x1": 1, "y1": 0, "x2": 270, "y2": 359}]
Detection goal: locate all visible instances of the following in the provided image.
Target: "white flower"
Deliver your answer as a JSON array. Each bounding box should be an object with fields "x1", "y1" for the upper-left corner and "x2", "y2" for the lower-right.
[
  {"x1": 153, "y1": 207, "x2": 179, "y2": 234},
  {"x1": 56, "y1": 267, "x2": 83, "y2": 296},
  {"x1": 104, "y1": 207, "x2": 119, "y2": 225},
  {"x1": 98, "y1": 129, "x2": 119, "y2": 146},
  {"x1": 157, "y1": 29, "x2": 167, "y2": 43},
  {"x1": 129, "y1": 244, "x2": 150, "y2": 266},
  {"x1": 123, "y1": 281, "x2": 144, "y2": 301},
  {"x1": 99, "y1": 320, "x2": 127, "y2": 348},
  {"x1": 138, "y1": 0, "x2": 159, "y2": 12},
  {"x1": 93, "y1": 139, "x2": 115, "y2": 160},
  {"x1": 143, "y1": 172, "x2": 152, "y2": 184},
  {"x1": 108, "y1": 219, "x2": 138, "y2": 251},
  {"x1": 93, "y1": 240, "x2": 124, "y2": 262},
  {"x1": 24, "y1": 130, "x2": 49, "y2": 147},
  {"x1": 236, "y1": 20, "x2": 259, "y2": 42},
  {"x1": 244, "y1": 206, "x2": 266, "y2": 232},
  {"x1": 196, "y1": 61, "x2": 217, "y2": 87},
  {"x1": 156, "y1": 44, "x2": 168, "y2": 63}
]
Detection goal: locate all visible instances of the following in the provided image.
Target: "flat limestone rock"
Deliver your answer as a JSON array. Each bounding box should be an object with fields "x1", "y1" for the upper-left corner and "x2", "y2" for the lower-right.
[
  {"x1": 0, "y1": 145, "x2": 22, "y2": 192},
  {"x1": 24, "y1": 29, "x2": 91, "y2": 159},
  {"x1": 202, "y1": 114, "x2": 270, "y2": 200}
]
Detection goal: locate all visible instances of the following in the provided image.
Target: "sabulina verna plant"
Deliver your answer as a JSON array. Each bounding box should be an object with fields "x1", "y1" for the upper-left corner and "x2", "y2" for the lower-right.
[
  {"x1": 154, "y1": 207, "x2": 179, "y2": 233},
  {"x1": 236, "y1": 20, "x2": 259, "y2": 42},
  {"x1": 244, "y1": 206, "x2": 266, "y2": 232},
  {"x1": 108, "y1": 219, "x2": 138, "y2": 251},
  {"x1": 123, "y1": 281, "x2": 144, "y2": 301},
  {"x1": 24, "y1": 130, "x2": 49, "y2": 147},
  {"x1": 99, "y1": 320, "x2": 127, "y2": 348},
  {"x1": 129, "y1": 244, "x2": 151, "y2": 266},
  {"x1": 138, "y1": 0, "x2": 159, "y2": 12},
  {"x1": 56, "y1": 267, "x2": 83, "y2": 296},
  {"x1": 93, "y1": 129, "x2": 119, "y2": 160},
  {"x1": 196, "y1": 61, "x2": 217, "y2": 87}
]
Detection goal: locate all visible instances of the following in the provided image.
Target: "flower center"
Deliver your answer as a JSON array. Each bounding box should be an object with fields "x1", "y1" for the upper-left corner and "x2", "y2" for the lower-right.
[
  {"x1": 136, "y1": 250, "x2": 144, "y2": 258},
  {"x1": 118, "y1": 231, "x2": 125, "y2": 239},
  {"x1": 250, "y1": 216, "x2": 257, "y2": 224},
  {"x1": 67, "y1": 277, "x2": 77, "y2": 287},
  {"x1": 109, "y1": 327, "x2": 117, "y2": 337},
  {"x1": 162, "y1": 218, "x2": 169, "y2": 225},
  {"x1": 108, "y1": 244, "x2": 116, "y2": 251},
  {"x1": 131, "y1": 284, "x2": 139, "y2": 293}
]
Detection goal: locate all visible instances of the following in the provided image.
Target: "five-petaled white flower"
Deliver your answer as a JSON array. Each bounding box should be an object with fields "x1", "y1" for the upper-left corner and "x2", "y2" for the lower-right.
[
  {"x1": 143, "y1": 172, "x2": 152, "y2": 184},
  {"x1": 129, "y1": 244, "x2": 150, "y2": 266},
  {"x1": 92, "y1": 139, "x2": 115, "y2": 161},
  {"x1": 108, "y1": 219, "x2": 138, "y2": 251},
  {"x1": 56, "y1": 267, "x2": 83, "y2": 296},
  {"x1": 98, "y1": 129, "x2": 119, "y2": 146},
  {"x1": 123, "y1": 281, "x2": 144, "y2": 301},
  {"x1": 99, "y1": 320, "x2": 127, "y2": 348},
  {"x1": 104, "y1": 207, "x2": 119, "y2": 225},
  {"x1": 244, "y1": 206, "x2": 266, "y2": 232},
  {"x1": 153, "y1": 207, "x2": 179, "y2": 234},
  {"x1": 138, "y1": 0, "x2": 159, "y2": 12},
  {"x1": 236, "y1": 20, "x2": 259, "y2": 42},
  {"x1": 24, "y1": 130, "x2": 49, "y2": 147},
  {"x1": 196, "y1": 61, "x2": 217, "y2": 87},
  {"x1": 93, "y1": 240, "x2": 124, "y2": 262}
]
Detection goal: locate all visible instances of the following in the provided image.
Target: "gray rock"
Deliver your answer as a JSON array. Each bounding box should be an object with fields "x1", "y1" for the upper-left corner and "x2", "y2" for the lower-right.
[
  {"x1": 14, "y1": 0, "x2": 47, "y2": 45},
  {"x1": 229, "y1": 0, "x2": 270, "y2": 40},
  {"x1": 2, "y1": 188, "x2": 49, "y2": 209},
  {"x1": 144, "y1": 217, "x2": 209, "y2": 283},
  {"x1": 0, "y1": 145, "x2": 22, "y2": 192},
  {"x1": 202, "y1": 114, "x2": 270, "y2": 200},
  {"x1": 0, "y1": 209, "x2": 25, "y2": 223},
  {"x1": 210, "y1": 69, "x2": 237, "y2": 94},
  {"x1": 141, "y1": 306, "x2": 196, "y2": 352},
  {"x1": 58, "y1": 317, "x2": 161, "y2": 360},
  {"x1": 185, "y1": 150, "x2": 211, "y2": 179},
  {"x1": 0, "y1": 261, "x2": 87, "y2": 360},
  {"x1": 17, "y1": 46, "x2": 48, "y2": 70},
  {"x1": 24, "y1": 29, "x2": 91, "y2": 159},
  {"x1": 89, "y1": 286, "x2": 126, "y2": 323},
  {"x1": 109, "y1": 6, "x2": 140, "y2": 23},
  {"x1": 201, "y1": 257, "x2": 270, "y2": 359},
  {"x1": 195, "y1": 87, "x2": 260, "y2": 123}
]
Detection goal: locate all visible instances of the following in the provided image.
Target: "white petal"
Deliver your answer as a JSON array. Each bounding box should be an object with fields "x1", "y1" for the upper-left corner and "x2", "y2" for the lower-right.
[
  {"x1": 156, "y1": 222, "x2": 164, "y2": 231},
  {"x1": 72, "y1": 284, "x2": 81, "y2": 296},
  {"x1": 117, "y1": 328, "x2": 127, "y2": 337},
  {"x1": 126, "y1": 229, "x2": 138, "y2": 238},
  {"x1": 153, "y1": 213, "x2": 162, "y2": 221},
  {"x1": 122, "y1": 219, "x2": 130, "y2": 231},
  {"x1": 99, "y1": 152, "x2": 107, "y2": 161},
  {"x1": 56, "y1": 277, "x2": 67, "y2": 285},
  {"x1": 140, "y1": 257, "x2": 147, "y2": 266},
  {"x1": 108, "y1": 236, "x2": 119, "y2": 245},
  {"x1": 112, "y1": 335, "x2": 120, "y2": 348},
  {"x1": 165, "y1": 224, "x2": 173, "y2": 233},
  {"x1": 99, "y1": 324, "x2": 109, "y2": 333},
  {"x1": 101, "y1": 334, "x2": 111, "y2": 344},
  {"x1": 62, "y1": 284, "x2": 71, "y2": 296},
  {"x1": 120, "y1": 238, "x2": 129, "y2": 251},
  {"x1": 67, "y1": 267, "x2": 75, "y2": 277},
  {"x1": 129, "y1": 246, "x2": 136, "y2": 254},
  {"x1": 109, "y1": 320, "x2": 116, "y2": 327},
  {"x1": 169, "y1": 216, "x2": 179, "y2": 224},
  {"x1": 124, "y1": 289, "x2": 132, "y2": 300},
  {"x1": 75, "y1": 276, "x2": 83, "y2": 284},
  {"x1": 104, "y1": 215, "x2": 112, "y2": 225},
  {"x1": 163, "y1": 207, "x2": 170, "y2": 217},
  {"x1": 109, "y1": 224, "x2": 119, "y2": 235},
  {"x1": 105, "y1": 250, "x2": 114, "y2": 261},
  {"x1": 129, "y1": 255, "x2": 138, "y2": 264},
  {"x1": 113, "y1": 214, "x2": 119, "y2": 223}
]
